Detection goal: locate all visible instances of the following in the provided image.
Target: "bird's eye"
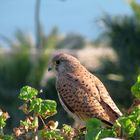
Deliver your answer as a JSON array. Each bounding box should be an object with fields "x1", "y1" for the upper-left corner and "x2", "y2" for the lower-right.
[{"x1": 56, "y1": 60, "x2": 60, "y2": 65}]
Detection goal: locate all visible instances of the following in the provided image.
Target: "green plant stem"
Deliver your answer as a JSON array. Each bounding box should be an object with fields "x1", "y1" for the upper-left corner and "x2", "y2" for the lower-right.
[
  {"x1": 39, "y1": 116, "x2": 46, "y2": 128},
  {"x1": 0, "y1": 126, "x2": 4, "y2": 137},
  {"x1": 33, "y1": 115, "x2": 38, "y2": 140}
]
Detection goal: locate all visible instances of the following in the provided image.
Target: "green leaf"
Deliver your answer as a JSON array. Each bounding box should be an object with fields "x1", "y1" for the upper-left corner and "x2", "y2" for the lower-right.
[
  {"x1": 116, "y1": 107, "x2": 140, "y2": 138},
  {"x1": 30, "y1": 118, "x2": 38, "y2": 129},
  {"x1": 131, "y1": 75, "x2": 140, "y2": 98},
  {"x1": 29, "y1": 98, "x2": 57, "y2": 117},
  {"x1": 86, "y1": 118, "x2": 116, "y2": 140},
  {"x1": 0, "y1": 117, "x2": 6, "y2": 128},
  {"x1": 40, "y1": 129, "x2": 64, "y2": 140},
  {"x1": 62, "y1": 124, "x2": 74, "y2": 134},
  {"x1": 39, "y1": 100, "x2": 57, "y2": 118},
  {"x1": 20, "y1": 120, "x2": 29, "y2": 128},
  {"x1": 42, "y1": 100, "x2": 57, "y2": 112},
  {"x1": 85, "y1": 118, "x2": 102, "y2": 140},
  {"x1": 2, "y1": 135, "x2": 14, "y2": 140},
  {"x1": 128, "y1": 107, "x2": 140, "y2": 123},
  {"x1": 29, "y1": 98, "x2": 42, "y2": 113},
  {"x1": 19, "y1": 86, "x2": 38, "y2": 101},
  {"x1": 137, "y1": 75, "x2": 140, "y2": 82},
  {"x1": 118, "y1": 117, "x2": 136, "y2": 137},
  {"x1": 134, "y1": 126, "x2": 140, "y2": 139},
  {"x1": 98, "y1": 129, "x2": 116, "y2": 139}
]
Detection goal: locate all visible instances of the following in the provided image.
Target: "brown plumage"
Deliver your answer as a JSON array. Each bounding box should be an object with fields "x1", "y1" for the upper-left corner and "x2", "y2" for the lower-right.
[{"x1": 48, "y1": 53, "x2": 122, "y2": 126}]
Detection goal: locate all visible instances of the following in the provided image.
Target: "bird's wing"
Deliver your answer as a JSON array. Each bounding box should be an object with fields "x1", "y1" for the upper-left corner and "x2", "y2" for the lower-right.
[
  {"x1": 56, "y1": 74, "x2": 90, "y2": 121},
  {"x1": 58, "y1": 88, "x2": 90, "y2": 121},
  {"x1": 94, "y1": 76, "x2": 122, "y2": 116},
  {"x1": 56, "y1": 73, "x2": 116, "y2": 124}
]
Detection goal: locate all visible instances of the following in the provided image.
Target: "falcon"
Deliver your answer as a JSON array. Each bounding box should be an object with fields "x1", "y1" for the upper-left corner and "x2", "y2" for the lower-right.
[{"x1": 48, "y1": 53, "x2": 122, "y2": 126}]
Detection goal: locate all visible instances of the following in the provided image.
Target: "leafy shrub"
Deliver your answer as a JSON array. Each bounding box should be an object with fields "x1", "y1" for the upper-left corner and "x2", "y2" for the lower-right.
[
  {"x1": 0, "y1": 75, "x2": 140, "y2": 140},
  {"x1": 0, "y1": 29, "x2": 57, "y2": 132}
]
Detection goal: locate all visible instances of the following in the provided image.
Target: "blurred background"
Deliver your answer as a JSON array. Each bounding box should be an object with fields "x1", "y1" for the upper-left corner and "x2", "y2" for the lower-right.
[{"x1": 0, "y1": 0, "x2": 140, "y2": 132}]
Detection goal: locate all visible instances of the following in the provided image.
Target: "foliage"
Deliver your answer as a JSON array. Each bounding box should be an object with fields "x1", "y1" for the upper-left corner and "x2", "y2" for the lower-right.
[
  {"x1": 131, "y1": 75, "x2": 140, "y2": 98},
  {"x1": 0, "y1": 86, "x2": 76, "y2": 140},
  {"x1": 0, "y1": 110, "x2": 10, "y2": 137},
  {"x1": 99, "y1": 14, "x2": 140, "y2": 77},
  {"x1": 19, "y1": 86, "x2": 57, "y2": 118},
  {"x1": 0, "y1": 110, "x2": 14, "y2": 139},
  {"x1": 40, "y1": 129, "x2": 64, "y2": 140},
  {"x1": 96, "y1": 9, "x2": 140, "y2": 108},
  {"x1": 117, "y1": 107, "x2": 140, "y2": 139},
  {"x1": 128, "y1": 0, "x2": 140, "y2": 20},
  {"x1": 85, "y1": 75, "x2": 140, "y2": 140},
  {"x1": 0, "y1": 28, "x2": 86, "y2": 132},
  {"x1": 0, "y1": 28, "x2": 57, "y2": 131},
  {"x1": 0, "y1": 111, "x2": 10, "y2": 129},
  {"x1": 2, "y1": 135, "x2": 14, "y2": 140},
  {"x1": 19, "y1": 86, "x2": 39, "y2": 101},
  {"x1": 0, "y1": 75, "x2": 140, "y2": 139},
  {"x1": 85, "y1": 118, "x2": 116, "y2": 140}
]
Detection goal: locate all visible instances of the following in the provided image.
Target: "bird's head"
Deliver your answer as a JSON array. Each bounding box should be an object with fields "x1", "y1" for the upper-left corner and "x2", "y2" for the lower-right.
[{"x1": 48, "y1": 53, "x2": 80, "y2": 73}]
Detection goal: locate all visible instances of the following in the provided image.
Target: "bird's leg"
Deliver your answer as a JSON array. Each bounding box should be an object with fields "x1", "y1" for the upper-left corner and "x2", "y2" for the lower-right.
[
  {"x1": 72, "y1": 120, "x2": 86, "y2": 139},
  {"x1": 76, "y1": 123, "x2": 85, "y2": 130},
  {"x1": 73, "y1": 127, "x2": 86, "y2": 140}
]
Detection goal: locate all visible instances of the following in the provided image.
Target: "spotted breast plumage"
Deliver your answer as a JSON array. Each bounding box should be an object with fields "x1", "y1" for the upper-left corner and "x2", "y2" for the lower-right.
[{"x1": 48, "y1": 53, "x2": 122, "y2": 126}]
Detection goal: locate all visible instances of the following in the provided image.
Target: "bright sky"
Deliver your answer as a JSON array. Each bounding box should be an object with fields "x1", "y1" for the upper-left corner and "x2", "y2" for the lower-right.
[{"x1": 0, "y1": 0, "x2": 133, "y2": 44}]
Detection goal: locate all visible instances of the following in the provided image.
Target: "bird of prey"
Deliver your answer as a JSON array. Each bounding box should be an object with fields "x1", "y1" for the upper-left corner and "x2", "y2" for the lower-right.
[{"x1": 48, "y1": 53, "x2": 122, "y2": 126}]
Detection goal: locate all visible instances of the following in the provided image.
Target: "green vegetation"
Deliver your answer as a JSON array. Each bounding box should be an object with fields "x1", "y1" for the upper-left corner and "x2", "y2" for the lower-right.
[
  {"x1": 85, "y1": 75, "x2": 140, "y2": 140},
  {"x1": 0, "y1": 0, "x2": 140, "y2": 139},
  {"x1": 0, "y1": 28, "x2": 58, "y2": 131},
  {"x1": 0, "y1": 86, "x2": 75, "y2": 140},
  {"x1": 0, "y1": 28, "x2": 86, "y2": 131},
  {"x1": 131, "y1": 75, "x2": 140, "y2": 98},
  {"x1": 0, "y1": 75, "x2": 140, "y2": 139},
  {"x1": 94, "y1": 0, "x2": 140, "y2": 109}
]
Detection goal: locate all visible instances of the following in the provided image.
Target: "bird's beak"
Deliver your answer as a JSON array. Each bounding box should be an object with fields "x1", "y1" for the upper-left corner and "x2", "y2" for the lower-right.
[
  {"x1": 48, "y1": 62, "x2": 54, "y2": 71},
  {"x1": 48, "y1": 67, "x2": 52, "y2": 71}
]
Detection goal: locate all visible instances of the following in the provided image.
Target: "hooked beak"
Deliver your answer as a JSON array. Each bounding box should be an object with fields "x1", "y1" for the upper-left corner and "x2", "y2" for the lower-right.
[
  {"x1": 48, "y1": 62, "x2": 54, "y2": 71},
  {"x1": 48, "y1": 67, "x2": 52, "y2": 71}
]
